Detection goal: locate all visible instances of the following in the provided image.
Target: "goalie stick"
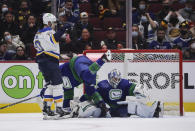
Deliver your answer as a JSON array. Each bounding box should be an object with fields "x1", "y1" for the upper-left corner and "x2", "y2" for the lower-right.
[{"x1": 0, "y1": 95, "x2": 40, "y2": 110}]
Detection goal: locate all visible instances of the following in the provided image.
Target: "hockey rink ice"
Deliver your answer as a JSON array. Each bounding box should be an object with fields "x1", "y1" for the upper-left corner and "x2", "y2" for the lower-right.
[{"x1": 0, "y1": 113, "x2": 195, "y2": 131}]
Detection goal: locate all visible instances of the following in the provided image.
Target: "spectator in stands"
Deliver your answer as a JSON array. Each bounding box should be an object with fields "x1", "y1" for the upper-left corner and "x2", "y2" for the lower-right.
[
  {"x1": 57, "y1": 11, "x2": 76, "y2": 56},
  {"x1": 132, "y1": 24, "x2": 147, "y2": 49},
  {"x1": 74, "y1": 12, "x2": 94, "y2": 39},
  {"x1": 12, "y1": 46, "x2": 29, "y2": 60},
  {"x1": 178, "y1": 0, "x2": 195, "y2": 22},
  {"x1": 73, "y1": 28, "x2": 99, "y2": 54},
  {"x1": 59, "y1": 0, "x2": 80, "y2": 24},
  {"x1": 57, "y1": 0, "x2": 79, "y2": 12},
  {"x1": 148, "y1": 27, "x2": 172, "y2": 49},
  {"x1": 21, "y1": 14, "x2": 38, "y2": 58},
  {"x1": 90, "y1": 0, "x2": 104, "y2": 15},
  {"x1": 3, "y1": 31, "x2": 25, "y2": 54},
  {"x1": 157, "y1": 0, "x2": 173, "y2": 22},
  {"x1": 0, "y1": 11, "x2": 20, "y2": 38},
  {"x1": 100, "y1": 27, "x2": 124, "y2": 49},
  {"x1": 139, "y1": 12, "x2": 159, "y2": 43},
  {"x1": 0, "y1": 3, "x2": 9, "y2": 21},
  {"x1": 161, "y1": 11, "x2": 186, "y2": 41},
  {"x1": 173, "y1": 21, "x2": 192, "y2": 51},
  {"x1": 133, "y1": 0, "x2": 157, "y2": 43},
  {"x1": 16, "y1": 0, "x2": 31, "y2": 29},
  {"x1": 57, "y1": 11, "x2": 74, "y2": 28},
  {"x1": 132, "y1": 0, "x2": 156, "y2": 25},
  {"x1": 0, "y1": 41, "x2": 13, "y2": 60},
  {"x1": 98, "y1": 4, "x2": 113, "y2": 20}
]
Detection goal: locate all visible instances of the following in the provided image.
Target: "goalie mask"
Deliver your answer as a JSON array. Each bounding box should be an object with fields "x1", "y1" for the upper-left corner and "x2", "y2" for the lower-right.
[{"x1": 108, "y1": 69, "x2": 121, "y2": 88}]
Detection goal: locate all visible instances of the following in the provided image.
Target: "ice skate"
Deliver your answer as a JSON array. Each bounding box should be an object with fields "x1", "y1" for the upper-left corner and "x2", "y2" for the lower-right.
[
  {"x1": 101, "y1": 50, "x2": 112, "y2": 62},
  {"x1": 42, "y1": 105, "x2": 55, "y2": 120},
  {"x1": 55, "y1": 107, "x2": 70, "y2": 119}
]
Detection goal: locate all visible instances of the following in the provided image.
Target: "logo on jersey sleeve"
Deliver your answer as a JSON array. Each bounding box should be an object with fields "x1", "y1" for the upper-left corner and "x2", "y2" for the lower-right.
[{"x1": 109, "y1": 89, "x2": 122, "y2": 100}]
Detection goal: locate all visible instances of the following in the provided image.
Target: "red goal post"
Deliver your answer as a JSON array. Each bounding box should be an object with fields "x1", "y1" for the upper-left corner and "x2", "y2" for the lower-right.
[{"x1": 84, "y1": 49, "x2": 183, "y2": 116}]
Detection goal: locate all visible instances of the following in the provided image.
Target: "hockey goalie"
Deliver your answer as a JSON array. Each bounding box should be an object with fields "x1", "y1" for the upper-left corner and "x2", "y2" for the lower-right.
[{"x1": 67, "y1": 69, "x2": 164, "y2": 118}]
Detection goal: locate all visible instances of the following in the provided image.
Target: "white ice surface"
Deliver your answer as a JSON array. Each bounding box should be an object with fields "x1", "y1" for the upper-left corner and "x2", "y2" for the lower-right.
[{"x1": 0, "y1": 113, "x2": 195, "y2": 131}]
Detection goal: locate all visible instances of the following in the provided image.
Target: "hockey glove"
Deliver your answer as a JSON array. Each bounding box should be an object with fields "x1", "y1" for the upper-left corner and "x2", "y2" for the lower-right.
[{"x1": 98, "y1": 102, "x2": 109, "y2": 117}]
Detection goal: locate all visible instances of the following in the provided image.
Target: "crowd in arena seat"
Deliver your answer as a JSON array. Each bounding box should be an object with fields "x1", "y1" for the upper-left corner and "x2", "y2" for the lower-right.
[{"x1": 0, "y1": 0, "x2": 194, "y2": 61}]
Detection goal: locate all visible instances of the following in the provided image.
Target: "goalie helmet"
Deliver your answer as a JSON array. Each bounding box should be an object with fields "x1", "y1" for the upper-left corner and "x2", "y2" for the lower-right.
[
  {"x1": 108, "y1": 69, "x2": 121, "y2": 88},
  {"x1": 43, "y1": 13, "x2": 56, "y2": 26}
]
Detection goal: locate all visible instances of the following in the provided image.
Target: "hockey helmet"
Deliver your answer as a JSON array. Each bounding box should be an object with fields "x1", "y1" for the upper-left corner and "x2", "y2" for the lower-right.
[
  {"x1": 108, "y1": 69, "x2": 121, "y2": 88},
  {"x1": 43, "y1": 13, "x2": 56, "y2": 26}
]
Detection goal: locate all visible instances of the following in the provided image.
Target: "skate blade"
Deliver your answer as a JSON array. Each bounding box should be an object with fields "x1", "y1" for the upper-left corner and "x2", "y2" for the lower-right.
[
  {"x1": 43, "y1": 115, "x2": 56, "y2": 120},
  {"x1": 54, "y1": 114, "x2": 72, "y2": 120}
]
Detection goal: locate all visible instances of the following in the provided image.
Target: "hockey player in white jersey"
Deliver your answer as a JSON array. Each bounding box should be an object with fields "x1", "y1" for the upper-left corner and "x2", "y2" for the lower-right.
[
  {"x1": 69, "y1": 69, "x2": 163, "y2": 118},
  {"x1": 34, "y1": 13, "x2": 71, "y2": 120}
]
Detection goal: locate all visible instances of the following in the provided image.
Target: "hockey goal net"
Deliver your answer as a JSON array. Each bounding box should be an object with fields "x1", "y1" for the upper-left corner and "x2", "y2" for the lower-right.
[{"x1": 84, "y1": 49, "x2": 183, "y2": 116}]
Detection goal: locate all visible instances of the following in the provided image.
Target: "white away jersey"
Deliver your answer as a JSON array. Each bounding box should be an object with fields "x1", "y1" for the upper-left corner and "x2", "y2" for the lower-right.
[{"x1": 33, "y1": 27, "x2": 60, "y2": 59}]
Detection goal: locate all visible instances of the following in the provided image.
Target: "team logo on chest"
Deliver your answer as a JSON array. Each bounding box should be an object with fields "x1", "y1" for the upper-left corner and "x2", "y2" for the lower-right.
[{"x1": 109, "y1": 89, "x2": 122, "y2": 100}]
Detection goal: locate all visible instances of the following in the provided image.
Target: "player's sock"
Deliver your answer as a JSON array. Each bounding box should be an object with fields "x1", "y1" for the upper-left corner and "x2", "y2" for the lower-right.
[{"x1": 52, "y1": 84, "x2": 64, "y2": 107}]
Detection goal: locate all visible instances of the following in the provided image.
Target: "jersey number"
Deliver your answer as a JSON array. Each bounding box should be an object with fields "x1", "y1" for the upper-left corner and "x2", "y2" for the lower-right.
[{"x1": 34, "y1": 40, "x2": 43, "y2": 52}]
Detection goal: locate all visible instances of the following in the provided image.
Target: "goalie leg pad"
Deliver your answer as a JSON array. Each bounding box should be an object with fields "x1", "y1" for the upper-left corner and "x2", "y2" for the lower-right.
[{"x1": 127, "y1": 101, "x2": 160, "y2": 118}]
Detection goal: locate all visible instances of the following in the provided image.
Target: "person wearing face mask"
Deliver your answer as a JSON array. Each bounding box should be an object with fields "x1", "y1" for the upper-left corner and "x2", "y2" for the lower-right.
[
  {"x1": 148, "y1": 27, "x2": 172, "y2": 49},
  {"x1": 16, "y1": 0, "x2": 31, "y2": 28},
  {"x1": 132, "y1": 24, "x2": 147, "y2": 49},
  {"x1": 0, "y1": 4, "x2": 9, "y2": 21},
  {"x1": 3, "y1": 31, "x2": 25, "y2": 54},
  {"x1": 178, "y1": 0, "x2": 195, "y2": 22},
  {"x1": 74, "y1": 12, "x2": 94, "y2": 39},
  {"x1": 173, "y1": 21, "x2": 192, "y2": 51},
  {"x1": 132, "y1": 0, "x2": 156, "y2": 25},
  {"x1": 133, "y1": 0, "x2": 157, "y2": 43}
]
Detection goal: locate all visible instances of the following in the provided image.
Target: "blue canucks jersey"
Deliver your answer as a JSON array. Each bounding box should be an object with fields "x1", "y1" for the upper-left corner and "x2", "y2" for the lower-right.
[{"x1": 97, "y1": 79, "x2": 136, "y2": 108}]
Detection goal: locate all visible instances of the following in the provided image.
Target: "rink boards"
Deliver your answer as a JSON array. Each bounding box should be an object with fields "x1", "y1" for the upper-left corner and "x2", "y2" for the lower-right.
[{"x1": 0, "y1": 61, "x2": 195, "y2": 113}]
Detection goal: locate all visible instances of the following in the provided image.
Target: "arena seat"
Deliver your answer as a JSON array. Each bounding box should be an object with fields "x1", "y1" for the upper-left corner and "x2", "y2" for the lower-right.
[
  {"x1": 116, "y1": 30, "x2": 126, "y2": 42},
  {"x1": 89, "y1": 17, "x2": 103, "y2": 28},
  {"x1": 102, "y1": 17, "x2": 123, "y2": 29},
  {"x1": 93, "y1": 30, "x2": 106, "y2": 42}
]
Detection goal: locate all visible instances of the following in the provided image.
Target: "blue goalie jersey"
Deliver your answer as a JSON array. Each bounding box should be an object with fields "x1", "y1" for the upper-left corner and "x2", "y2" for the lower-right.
[{"x1": 97, "y1": 79, "x2": 136, "y2": 108}]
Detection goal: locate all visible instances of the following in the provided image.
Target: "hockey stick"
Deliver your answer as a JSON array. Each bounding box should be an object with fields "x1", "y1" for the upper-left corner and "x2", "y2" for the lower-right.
[{"x1": 0, "y1": 95, "x2": 40, "y2": 110}]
